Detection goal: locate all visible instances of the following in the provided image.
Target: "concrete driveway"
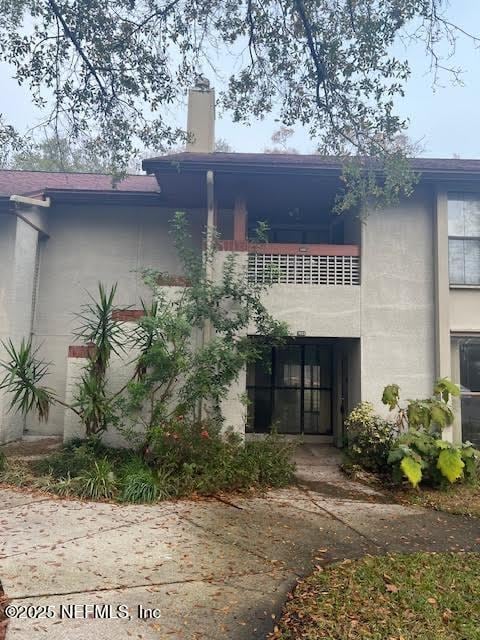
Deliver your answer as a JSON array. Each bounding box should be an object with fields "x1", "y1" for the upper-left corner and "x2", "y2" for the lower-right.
[{"x1": 1, "y1": 446, "x2": 480, "y2": 639}]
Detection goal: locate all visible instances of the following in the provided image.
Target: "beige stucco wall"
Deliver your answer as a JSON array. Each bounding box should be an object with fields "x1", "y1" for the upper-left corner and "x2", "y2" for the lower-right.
[
  {"x1": 28, "y1": 204, "x2": 205, "y2": 437},
  {"x1": 1, "y1": 183, "x2": 462, "y2": 444},
  {"x1": 449, "y1": 288, "x2": 480, "y2": 332},
  {"x1": 360, "y1": 189, "x2": 436, "y2": 415},
  {"x1": 262, "y1": 285, "x2": 361, "y2": 337},
  {"x1": 216, "y1": 190, "x2": 437, "y2": 435}
]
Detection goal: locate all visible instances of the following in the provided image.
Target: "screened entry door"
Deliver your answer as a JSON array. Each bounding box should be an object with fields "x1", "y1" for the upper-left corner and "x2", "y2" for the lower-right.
[{"x1": 247, "y1": 342, "x2": 333, "y2": 435}]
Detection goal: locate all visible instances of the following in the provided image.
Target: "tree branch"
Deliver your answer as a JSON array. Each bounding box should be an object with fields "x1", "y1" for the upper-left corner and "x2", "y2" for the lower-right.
[
  {"x1": 47, "y1": 0, "x2": 108, "y2": 97},
  {"x1": 293, "y1": 0, "x2": 360, "y2": 152}
]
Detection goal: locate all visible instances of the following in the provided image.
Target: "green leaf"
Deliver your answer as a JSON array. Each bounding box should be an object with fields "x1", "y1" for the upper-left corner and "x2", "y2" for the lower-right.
[
  {"x1": 400, "y1": 456, "x2": 422, "y2": 488},
  {"x1": 461, "y1": 445, "x2": 477, "y2": 459},
  {"x1": 433, "y1": 377, "x2": 460, "y2": 402},
  {"x1": 407, "y1": 401, "x2": 430, "y2": 430},
  {"x1": 437, "y1": 448, "x2": 465, "y2": 483},
  {"x1": 387, "y1": 447, "x2": 405, "y2": 465},
  {"x1": 430, "y1": 403, "x2": 450, "y2": 428},
  {"x1": 382, "y1": 384, "x2": 400, "y2": 410}
]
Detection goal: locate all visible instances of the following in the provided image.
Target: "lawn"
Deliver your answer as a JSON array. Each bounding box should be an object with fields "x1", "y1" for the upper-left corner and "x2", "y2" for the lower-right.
[{"x1": 269, "y1": 552, "x2": 480, "y2": 640}]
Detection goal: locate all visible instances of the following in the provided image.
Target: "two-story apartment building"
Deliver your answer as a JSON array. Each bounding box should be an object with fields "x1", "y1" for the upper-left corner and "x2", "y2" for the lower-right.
[{"x1": 1, "y1": 84, "x2": 480, "y2": 447}]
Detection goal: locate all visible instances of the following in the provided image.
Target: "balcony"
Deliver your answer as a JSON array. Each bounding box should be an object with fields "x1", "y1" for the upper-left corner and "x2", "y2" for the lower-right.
[{"x1": 218, "y1": 241, "x2": 360, "y2": 286}]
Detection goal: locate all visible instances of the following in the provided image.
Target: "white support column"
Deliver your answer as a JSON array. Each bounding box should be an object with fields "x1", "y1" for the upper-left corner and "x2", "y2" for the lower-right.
[
  {"x1": 0, "y1": 214, "x2": 41, "y2": 442},
  {"x1": 434, "y1": 188, "x2": 454, "y2": 441},
  {"x1": 433, "y1": 188, "x2": 451, "y2": 379}
]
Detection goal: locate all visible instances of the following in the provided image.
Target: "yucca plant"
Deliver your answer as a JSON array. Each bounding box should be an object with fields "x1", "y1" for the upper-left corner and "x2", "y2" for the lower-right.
[
  {"x1": 0, "y1": 338, "x2": 56, "y2": 421},
  {"x1": 0, "y1": 285, "x2": 129, "y2": 438},
  {"x1": 73, "y1": 283, "x2": 128, "y2": 436},
  {"x1": 75, "y1": 283, "x2": 126, "y2": 379}
]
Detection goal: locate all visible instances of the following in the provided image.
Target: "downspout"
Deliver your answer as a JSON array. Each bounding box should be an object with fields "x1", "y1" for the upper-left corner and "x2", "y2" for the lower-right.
[{"x1": 205, "y1": 170, "x2": 215, "y2": 283}]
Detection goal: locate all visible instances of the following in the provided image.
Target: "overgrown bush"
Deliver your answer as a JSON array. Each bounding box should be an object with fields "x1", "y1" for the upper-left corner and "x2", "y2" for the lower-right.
[
  {"x1": 0, "y1": 449, "x2": 5, "y2": 473},
  {"x1": 344, "y1": 402, "x2": 396, "y2": 473},
  {"x1": 33, "y1": 442, "x2": 97, "y2": 478},
  {"x1": 388, "y1": 430, "x2": 479, "y2": 488},
  {"x1": 145, "y1": 418, "x2": 295, "y2": 496},
  {"x1": 344, "y1": 380, "x2": 480, "y2": 489},
  {"x1": 0, "y1": 427, "x2": 296, "y2": 503}
]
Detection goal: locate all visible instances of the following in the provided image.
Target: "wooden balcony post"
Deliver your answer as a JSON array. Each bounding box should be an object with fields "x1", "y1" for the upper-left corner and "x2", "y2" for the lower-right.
[{"x1": 233, "y1": 196, "x2": 247, "y2": 243}]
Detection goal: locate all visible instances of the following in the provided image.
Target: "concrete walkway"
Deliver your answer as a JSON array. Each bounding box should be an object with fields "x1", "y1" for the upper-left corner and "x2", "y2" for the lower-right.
[{"x1": 1, "y1": 445, "x2": 480, "y2": 639}]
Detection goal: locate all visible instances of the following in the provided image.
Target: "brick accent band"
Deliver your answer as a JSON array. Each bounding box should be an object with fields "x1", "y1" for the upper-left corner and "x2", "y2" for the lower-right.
[
  {"x1": 156, "y1": 275, "x2": 190, "y2": 287},
  {"x1": 112, "y1": 309, "x2": 145, "y2": 322},
  {"x1": 68, "y1": 344, "x2": 96, "y2": 358}
]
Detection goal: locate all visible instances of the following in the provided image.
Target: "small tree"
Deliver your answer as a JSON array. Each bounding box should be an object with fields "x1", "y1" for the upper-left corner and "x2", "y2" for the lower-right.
[
  {"x1": 380, "y1": 380, "x2": 479, "y2": 488},
  {"x1": 10, "y1": 134, "x2": 114, "y2": 173},
  {"x1": 0, "y1": 213, "x2": 287, "y2": 447},
  {"x1": 381, "y1": 378, "x2": 461, "y2": 435}
]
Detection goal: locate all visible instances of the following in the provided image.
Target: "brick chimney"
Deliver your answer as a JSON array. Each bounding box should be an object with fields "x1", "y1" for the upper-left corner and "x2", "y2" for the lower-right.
[{"x1": 186, "y1": 77, "x2": 215, "y2": 153}]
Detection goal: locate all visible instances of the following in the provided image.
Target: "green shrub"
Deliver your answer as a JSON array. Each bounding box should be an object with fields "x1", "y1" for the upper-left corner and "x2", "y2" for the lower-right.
[
  {"x1": 77, "y1": 458, "x2": 118, "y2": 500},
  {"x1": 0, "y1": 421, "x2": 296, "y2": 502},
  {"x1": 0, "y1": 449, "x2": 5, "y2": 473},
  {"x1": 345, "y1": 381, "x2": 479, "y2": 490},
  {"x1": 240, "y1": 437, "x2": 295, "y2": 487},
  {"x1": 33, "y1": 443, "x2": 96, "y2": 478},
  {"x1": 119, "y1": 458, "x2": 174, "y2": 503},
  {"x1": 388, "y1": 431, "x2": 480, "y2": 488},
  {"x1": 34, "y1": 437, "x2": 133, "y2": 479},
  {"x1": 146, "y1": 418, "x2": 230, "y2": 469},
  {"x1": 51, "y1": 473, "x2": 82, "y2": 497},
  {"x1": 344, "y1": 402, "x2": 396, "y2": 473},
  {"x1": 146, "y1": 419, "x2": 295, "y2": 496}
]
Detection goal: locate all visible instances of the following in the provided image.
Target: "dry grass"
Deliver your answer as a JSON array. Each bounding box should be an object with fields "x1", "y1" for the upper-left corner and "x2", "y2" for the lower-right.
[
  {"x1": 395, "y1": 483, "x2": 480, "y2": 518},
  {"x1": 270, "y1": 553, "x2": 480, "y2": 640}
]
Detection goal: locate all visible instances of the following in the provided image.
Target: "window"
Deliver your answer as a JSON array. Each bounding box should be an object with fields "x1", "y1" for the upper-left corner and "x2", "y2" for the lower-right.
[
  {"x1": 448, "y1": 194, "x2": 480, "y2": 285},
  {"x1": 459, "y1": 338, "x2": 480, "y2": 447}
]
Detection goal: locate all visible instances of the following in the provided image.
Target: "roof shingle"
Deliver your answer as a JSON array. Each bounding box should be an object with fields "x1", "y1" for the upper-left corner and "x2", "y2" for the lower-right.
[{"x1": 0, "y1": 169, "x2": 159, "y2": 197}]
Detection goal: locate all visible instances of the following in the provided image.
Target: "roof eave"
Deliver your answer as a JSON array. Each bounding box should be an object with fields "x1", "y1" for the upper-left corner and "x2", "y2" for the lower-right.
[
  {"x1": 43, "y1": 188, "x2": 163, "y2": 206},
  {"x1": 143, "y1": 155, "x2": 480, "y2": 184},
  {"x1": 142, "y1": 158, "x2": 344, "y2": 177}
]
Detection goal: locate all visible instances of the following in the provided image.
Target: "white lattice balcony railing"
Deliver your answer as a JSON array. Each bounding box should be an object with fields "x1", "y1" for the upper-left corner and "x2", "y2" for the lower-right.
[{"x1": 247, "y1": 253, "x2": 360, "y2": 285}]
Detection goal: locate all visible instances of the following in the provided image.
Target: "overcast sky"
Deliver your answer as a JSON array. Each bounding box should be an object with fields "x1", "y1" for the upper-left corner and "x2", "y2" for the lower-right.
[{"x1": 1, "y1": 1, "x2": 479, "y2": 159}]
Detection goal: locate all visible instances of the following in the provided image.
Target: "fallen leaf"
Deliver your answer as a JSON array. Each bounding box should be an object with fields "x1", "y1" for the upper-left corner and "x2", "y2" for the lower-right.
[{"x1": 385, "y1": 584, "x2": 399, "y2": 593}]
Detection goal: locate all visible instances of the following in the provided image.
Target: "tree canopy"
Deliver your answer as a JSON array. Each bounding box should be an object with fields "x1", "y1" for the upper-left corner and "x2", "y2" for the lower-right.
[
  {"x1": 9, "y1": 135, "x2": 113, "y2": 173},
  {"x1": 0, "y1": 1, "x2": 477, "y2": 205}
]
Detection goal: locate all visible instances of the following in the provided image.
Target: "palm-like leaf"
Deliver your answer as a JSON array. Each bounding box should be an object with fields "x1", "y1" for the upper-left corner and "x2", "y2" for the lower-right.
[
  {"x1": 0, "y1": 339, "x2": 55, "y2": 421},
  {"x1": 74, "y1": 283, "x2": 127, "y2": 375}
]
